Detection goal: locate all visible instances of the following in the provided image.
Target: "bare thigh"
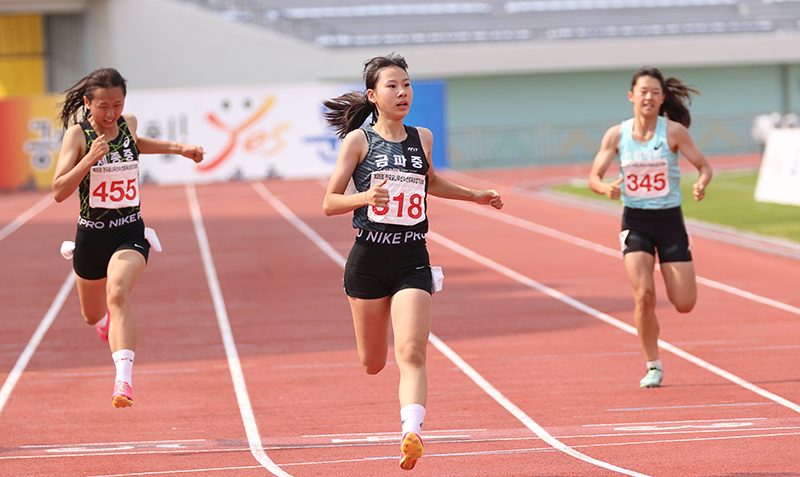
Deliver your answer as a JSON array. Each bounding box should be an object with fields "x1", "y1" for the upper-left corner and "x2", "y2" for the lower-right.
[
  {"x1": 349, "y1": 296, "x2": 392, "y2": 374},
  {"x1": 660, "y1": 261, "x2": 696, "y2": 312}
]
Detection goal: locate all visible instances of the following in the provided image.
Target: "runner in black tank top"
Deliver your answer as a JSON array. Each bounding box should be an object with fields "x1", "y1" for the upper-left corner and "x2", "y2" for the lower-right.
[
  {"x1": 53, "y1": 68, "x2": 205, "y2": 409},
  {"x1": 322, "y1": 54, "x2": 503, "y2": 471}
]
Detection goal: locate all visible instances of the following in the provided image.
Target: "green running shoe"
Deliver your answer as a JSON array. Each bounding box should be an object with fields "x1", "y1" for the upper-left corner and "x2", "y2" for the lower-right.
[{"x1": 639, "y1": 367, "x2": 664, "y2": 388}]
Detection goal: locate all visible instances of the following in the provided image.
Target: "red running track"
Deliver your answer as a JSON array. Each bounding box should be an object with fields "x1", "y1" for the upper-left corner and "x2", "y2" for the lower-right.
[{"x1": 1, "y1": 157, "x2": 800, "y2": 476}]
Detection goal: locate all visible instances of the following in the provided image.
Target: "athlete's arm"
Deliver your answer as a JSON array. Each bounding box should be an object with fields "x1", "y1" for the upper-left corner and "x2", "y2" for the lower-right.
[
  {"x1": 423, "y1": 127, "x2": 503, "y2": 209},
  {"x1": 589, "y1": 125, "x2": 624, "y2": 200},
  {"x1": 52, "y1": 125, "x2": 108, "y2": 203},
  {"x1": 126, "y1": 114, "x2": 205, "y2": 163},
  {"x1": 667, "y1": 120, "x2": 713, "y2": 201},
  {"x1": 323, "y1": 129, "x2": 388, "y2": 216}
]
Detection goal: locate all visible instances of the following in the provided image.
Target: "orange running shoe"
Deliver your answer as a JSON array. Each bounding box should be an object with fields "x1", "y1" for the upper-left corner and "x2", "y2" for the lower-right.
[
  {"x1": 399, "y1": 432, "x2": 424, "y2": 470},
  {"x1": 112, "y1": 381, "x2": 133, "y2": 408}
]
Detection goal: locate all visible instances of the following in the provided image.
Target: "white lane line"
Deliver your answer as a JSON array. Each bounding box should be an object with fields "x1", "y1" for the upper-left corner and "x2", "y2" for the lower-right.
[
  {"x1": 77, "y1": 429, "x2": 800, "y2": 475},
  {"x1": 252, "y1": 181, "x2": 651, "y2": 477},
  {"x1": 0, "y1": 272, "x2": 75, "y2": 416},
  {"x1": 583, "y1": 417, "x2": 766, "y2": 427},
  {"x1": 185, "y1": 184, "x2": 292, "y2": 477},
  {"x1": 0, "y1": 193, "x2": 53, "y2": 242},
  {"x1": 21, "y1": 439, "x2": 206, "y2": 449},
  {"x1": 428, "y1": 231, "x2": 800, "y2": 415},
  {"x1": 439, "y1": 199, "x2": 800, "y2": 317}
]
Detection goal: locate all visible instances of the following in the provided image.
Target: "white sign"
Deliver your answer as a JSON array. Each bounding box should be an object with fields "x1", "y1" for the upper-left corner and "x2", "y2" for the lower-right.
[
  {"x1": 125, "y1": 82, "x2": 349, "y2": 184},
  {"x1": 754, "y1": 129, "x2": 800, "y2": 206}
]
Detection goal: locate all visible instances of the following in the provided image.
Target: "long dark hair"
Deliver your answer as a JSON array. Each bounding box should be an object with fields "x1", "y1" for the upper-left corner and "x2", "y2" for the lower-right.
[
  {"x1": 631, "y1": 66, "x2": 699, "y2": 128},
  {"x1": 59, "y1": 68, "x2": 127, "y2": 128},
  {"x1": 323, "y1": 53, "x2": 409, "y2": 139}
]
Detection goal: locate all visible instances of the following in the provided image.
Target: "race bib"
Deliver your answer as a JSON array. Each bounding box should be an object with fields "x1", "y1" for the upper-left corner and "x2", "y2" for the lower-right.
[
  {"x1": 621, "y1": 159, "x2": 670, "y2": 198},
  {"x1": 367, "y1": 170, "x2": 426, "y2": 226},
  {"x1": 89, "y1": 161, "x2": 140, "y2": 209}
]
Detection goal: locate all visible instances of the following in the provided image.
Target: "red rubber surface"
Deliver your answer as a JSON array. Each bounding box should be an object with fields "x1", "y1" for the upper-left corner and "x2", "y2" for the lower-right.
[{"x1": 2, "y1": 155, "x2": 799, "y2": 476}]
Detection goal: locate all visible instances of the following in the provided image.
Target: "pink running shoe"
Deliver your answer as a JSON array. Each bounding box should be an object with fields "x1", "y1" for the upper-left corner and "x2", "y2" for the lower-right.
[
  {"x1": 399, "y1": 432, "x2": 424, "y2": 470},
  {"x1": 96, "y1": 310, "x2": 110, "y2": 343},
  {"x1": 112, "y1": 381, "x2": 133, "y2": 408}
]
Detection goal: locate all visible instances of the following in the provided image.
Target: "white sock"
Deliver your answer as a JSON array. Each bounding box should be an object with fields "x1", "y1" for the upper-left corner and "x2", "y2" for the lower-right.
[
  {"x1": 112, "y1": 349, "x2": 135, "y2": 385},
  {"x1": 400, "y1": 404, "x2": 426, "y2": 436},
  {"x1": 647, "y1": 359, "x2": 663, "y2": 371},
  {"x1": 95, "y1": 312, "x2": 108, "y2": 329}
]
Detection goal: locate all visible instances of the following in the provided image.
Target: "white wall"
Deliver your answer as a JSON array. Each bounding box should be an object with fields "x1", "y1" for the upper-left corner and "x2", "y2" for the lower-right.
[{"x1": 78, "y1": 0, "x2": 800, "y2": 89}]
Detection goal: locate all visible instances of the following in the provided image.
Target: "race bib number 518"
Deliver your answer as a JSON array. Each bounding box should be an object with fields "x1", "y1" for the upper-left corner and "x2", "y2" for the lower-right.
[
  {"x1": 89, "y1": 161, "x2": 140, "y2": 209},
  {"x1": 368, "y1": 170, "x2": 426, "y2": 226},
  {"x1": 621, "y1": 159, "x2": 670, "y2": 199}
]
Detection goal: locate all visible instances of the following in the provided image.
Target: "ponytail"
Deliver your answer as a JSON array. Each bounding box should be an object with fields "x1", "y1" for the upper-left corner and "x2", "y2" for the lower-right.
[
  {"x1": 322, "y1": 91, "x2": 376, "y2": 139},
  {"x1": 631, "y1": 66, "x2": 699, "y2": 128},
  {"x1": 323, "y1": 53, "x2": 409, "y2": 139},
  {"x1": 59, "y1": 68, "x2": 127, "y2": 129}
]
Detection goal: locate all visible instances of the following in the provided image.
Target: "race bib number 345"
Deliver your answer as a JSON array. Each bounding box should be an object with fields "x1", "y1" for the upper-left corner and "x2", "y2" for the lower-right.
[
  {"x1": 89, "y1": 161, "x2": 140, "y2": 209},
  {"x1": 621, "y1": 159, "x2": 670, "y2": 199},
  {"x1": 368, "y1": 170, "x2": 426, "y2": 226}
]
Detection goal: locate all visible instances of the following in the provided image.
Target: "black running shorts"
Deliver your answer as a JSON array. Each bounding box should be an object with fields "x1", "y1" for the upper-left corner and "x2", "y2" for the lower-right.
[
  {"x1": 620, "y1": 206, "x2": 692, "y2": 263},
  {"x1": 343, "y1": 231, "x2": 432, "y2": 299},
  {"x1": 73, "y1": 220, "x2": 150, "y2": 280}
]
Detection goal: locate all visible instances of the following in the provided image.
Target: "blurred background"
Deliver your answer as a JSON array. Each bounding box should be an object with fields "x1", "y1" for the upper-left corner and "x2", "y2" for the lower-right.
[{"x1": 1, "y1": 0, "x2": 799, "y2": 188}]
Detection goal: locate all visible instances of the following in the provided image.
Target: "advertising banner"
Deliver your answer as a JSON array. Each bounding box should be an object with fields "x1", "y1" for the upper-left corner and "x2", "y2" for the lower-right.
[
  {"x1": 0, "y1": 95, "x2": 63, "y2": 190},
  {"x1": 754, "y1": 129, "x2": 800, "y2": 206},
  {"x1": 0, "y1": 80, "x2": 447, "y2": 190}
]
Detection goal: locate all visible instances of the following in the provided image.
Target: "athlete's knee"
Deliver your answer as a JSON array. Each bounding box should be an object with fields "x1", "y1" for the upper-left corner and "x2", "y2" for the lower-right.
[
  {"x1": 105, "y1": 282, "x2": 131, "y2": 309},
  {"x1": 82, "y1": 311, "x2": 104, "y2": 326},
  {"x1": 633, "y1": 288, "x2": 657, "y2": 311},
  {"x1": 362, "y1": 357, "x2": 386, "y2": 375},
  {"x1": 395, "y1": 342, "x2": 427, "y2": 369},
  {"x1": 673, "y1": 297, "x2": 696, "y2": 314}
]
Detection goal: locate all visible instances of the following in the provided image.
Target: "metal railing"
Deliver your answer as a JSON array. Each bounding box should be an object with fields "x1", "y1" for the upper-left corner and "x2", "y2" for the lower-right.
[{"x1": 448, "y1": 114, "x2": 765, "y2": 169}]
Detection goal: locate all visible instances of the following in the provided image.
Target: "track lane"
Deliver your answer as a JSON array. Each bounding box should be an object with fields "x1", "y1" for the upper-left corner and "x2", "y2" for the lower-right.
[{"x1": 0, "y1": 184, "x2": 280, "y2": 476}]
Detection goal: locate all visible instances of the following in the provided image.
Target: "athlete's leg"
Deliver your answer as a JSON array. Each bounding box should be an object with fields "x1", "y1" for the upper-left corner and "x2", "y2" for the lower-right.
[
  {"x1": 660, "y1": 261, "x2": 697, "y2": 313},
  {"x1": 348, "y1": 296, "x2": 392, "y2": 374},
  {"x1": 76, "y1": 277, "x2": 108, "y2": 326},
  {"x1": 390, "y1": 288, "x2": 431, "y2": 408},
  {"x1": 624, "y1": 251, "x2": 659, "y2": 362},
  {"x1": 105, "y1": 249, "x2": 146, "y2": 353}
]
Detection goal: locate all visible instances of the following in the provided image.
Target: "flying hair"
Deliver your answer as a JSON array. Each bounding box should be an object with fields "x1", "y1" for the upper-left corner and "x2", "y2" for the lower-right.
[
  {"x1": 58, "y1": 68, "x2": 127, "y2": 129},
  {"x1": 323, "y1": 53, "x2": 409, "y2": 139},
  {"x1": 631, "y1": 66, "x2": 699, "y2": 128}
]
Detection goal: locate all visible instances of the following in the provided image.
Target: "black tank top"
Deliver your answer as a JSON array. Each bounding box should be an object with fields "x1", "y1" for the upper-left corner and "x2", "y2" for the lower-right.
[
  {"x1": 77, "y1": 117, "x2": 141, "y2": 225},
  {"x1": 351, "y1": 124, "x2": 430, "y2": 234}
]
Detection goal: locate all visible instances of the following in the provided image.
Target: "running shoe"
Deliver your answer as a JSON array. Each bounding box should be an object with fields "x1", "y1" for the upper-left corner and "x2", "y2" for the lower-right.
[
  {"x1": 112, "y1": 381, "x2": 133, "y2": 408},
  {"x1": 96, "y1": 315, "x2": 110, "y2": 343},
  {"x1": 639, "y1": 367, "x2": 664, "y2": 388},
  {"x1": 399, "y1": 432, "x2": 424, "y2": 470}
]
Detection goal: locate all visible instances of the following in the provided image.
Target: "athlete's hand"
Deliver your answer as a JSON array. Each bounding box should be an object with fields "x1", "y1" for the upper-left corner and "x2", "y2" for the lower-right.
[
  {"x1": 181, "y1": 145, "x2": 205, "y2": 163},
  {"x1": 605, "y1": 178, "x2": 623, "y2": 200},
  {"x1": 474, "y1": 190, "x2": 503, "y2": 209},
  {"x1": 693, "y1": 181, "x2": 706, "y2": 201},
  {"x1": 367, "y1": 179, "x2": 389, "y2": 207},
  {"x1": 88, "y1": 134, "x2": 109, "y2": 161}
]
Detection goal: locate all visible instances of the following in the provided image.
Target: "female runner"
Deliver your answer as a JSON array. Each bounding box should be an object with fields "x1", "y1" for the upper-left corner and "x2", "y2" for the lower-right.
[
  {"x1": 322, "y1": 54, "x2": 503, "y2": 469},
  {"x1": 53, "y1": 68, "x2": 204, "y2": 407},
  {"x1": 589, "y1": 66, "x2": 712, "y2": 388}
]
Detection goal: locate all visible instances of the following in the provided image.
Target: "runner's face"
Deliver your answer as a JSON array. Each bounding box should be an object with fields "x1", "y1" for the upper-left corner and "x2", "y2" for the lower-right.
[
  {"x1": 628, "y1": 75, "x2": 664, "y2": 118},
  {"x1": 368, "y1": 66, "x2": 412, "y2": 120},
  {"x1": 85, "y1": 86, "x2": 126, "y2": 130}
]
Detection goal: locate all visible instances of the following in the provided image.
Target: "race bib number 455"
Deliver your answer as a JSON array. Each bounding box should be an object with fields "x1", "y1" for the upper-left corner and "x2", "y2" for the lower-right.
[
  {"x1": 89, "y1": 161, "x2": 140, "y2": 209},
  {"x1": 621, "y1": 159, "x2": 670, "y2": 198},
  {"x1": 368, "y1": 170, "x2": 426, "y2": 226}
]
